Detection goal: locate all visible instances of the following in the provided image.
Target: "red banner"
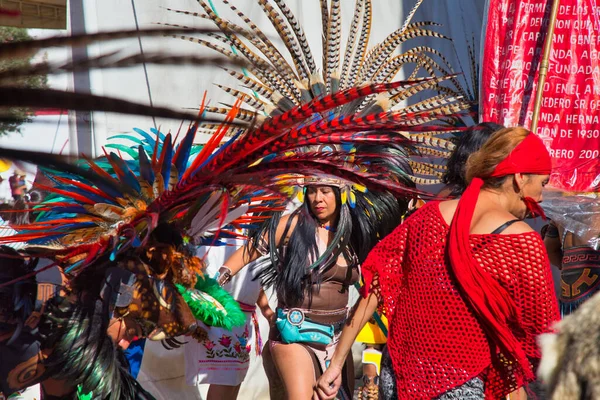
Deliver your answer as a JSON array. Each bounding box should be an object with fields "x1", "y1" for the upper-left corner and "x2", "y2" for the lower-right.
[{"x1": 481, "y1": 0, "x2": 600, "y2": 192}]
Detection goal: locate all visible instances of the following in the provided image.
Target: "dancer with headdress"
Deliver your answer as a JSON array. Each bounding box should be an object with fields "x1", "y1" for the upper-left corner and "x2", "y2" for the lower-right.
[
  {"x1": 168, "y1": 1, "x2": 475, "y2": 397},
  {"x1": 212, "y1": 169, "x2": 406, "y2": 399},
  {"x1": 0, "y1": 75, "x2": 466, "y2": 399}
]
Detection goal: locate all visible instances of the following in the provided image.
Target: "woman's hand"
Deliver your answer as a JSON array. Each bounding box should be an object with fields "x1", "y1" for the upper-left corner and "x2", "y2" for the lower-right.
[
  {"x1": 313, "y1": 365, "x2": 343, "y2": 400},
  {"x1": 312, "y1": 292, "x2": 380, "y2": 399}
]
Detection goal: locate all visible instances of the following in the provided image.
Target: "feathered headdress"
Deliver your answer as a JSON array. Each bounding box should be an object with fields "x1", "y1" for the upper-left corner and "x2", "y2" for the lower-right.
[
  {"x1": 165, "y1": 0, "x2": 474, "y2": 186},
  {"x1": 0, "y1": 0, "x2": 474, "y2": 328},
  {"x1": 2, "y1": 0, "x2": 477, "y2": 324},
  {"x1": 0, "y1": 82, "x2": 452, "y2": 338}
]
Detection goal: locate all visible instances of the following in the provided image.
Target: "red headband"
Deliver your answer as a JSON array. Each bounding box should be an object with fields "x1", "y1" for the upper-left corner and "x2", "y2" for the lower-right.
[
  {"x1": 446, "y1": 133, "x2": 551, "y2": 379},
  {"x1": 490, "y1": 133, "x2": 552, "y2": 178}
]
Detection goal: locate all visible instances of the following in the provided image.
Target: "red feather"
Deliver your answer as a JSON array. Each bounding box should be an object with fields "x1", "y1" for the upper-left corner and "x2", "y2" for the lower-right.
[
  {"x1": 54, "y1": 176, "x2": 116, "y2": 202},
  {"x1": 34, "y1": 183, "x2": 97, "y2": 205}
]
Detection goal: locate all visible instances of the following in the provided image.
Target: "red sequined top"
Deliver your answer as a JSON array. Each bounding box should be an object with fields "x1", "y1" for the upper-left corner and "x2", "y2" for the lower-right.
[{"x1": 362, "y1": 202, "x2": 559, "y2": 399}]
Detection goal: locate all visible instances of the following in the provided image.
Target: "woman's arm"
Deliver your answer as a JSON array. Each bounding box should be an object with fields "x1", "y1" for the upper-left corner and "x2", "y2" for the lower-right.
[
  {"x1": 218, "y1": 214, "x2": 298, "y2": 284},
  {"x1": 543, "y1": 221, "x2": 563, "y2": 268},
  {"x1": 313, "y1": 292, "x2": 379, "y2": 400},
  {"x1": 219, "y1": 243, "x2": 263, "y2": 276},
  {"x1": 256, "y1": 288, "x2": 274, "y2": 323},
  {"x1": 314, "y1": 221, "x2": 406, "y2": 400},
  {"x1": 514, "y1": 234, "x2": 560, "y2": 358}
]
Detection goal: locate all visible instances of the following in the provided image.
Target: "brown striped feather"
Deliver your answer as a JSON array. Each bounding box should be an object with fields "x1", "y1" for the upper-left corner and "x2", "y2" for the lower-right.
[
  {"x1": 220, "y1": 0, "x2": 295, "y2": 78},
  {"x1": 205, "y1": 106, "x2": 258, "y2": 122},
  {"x1": 257, "y1": 0, "x2": 309, "y2": 81},
  {"x1": 409, "y1": 176, "x2": 442, "y2": 185},
  {"x1": 407, "y1": 135, "x2": 455, "y2": 151},
  {"x1": 339, "y1": 0, "x2": 363, "y2": 89},
  {"x1": 325, "y1": 0, "x2": 342, "y2": 92},
  {"x1": 320, "y1": 0, "x2": 329, "y2": 80},
  {"x1": 214, "y1": 84, "x2": 269, "y2": 111},
  {"x1": 272, "y1": 0, "x2": 317, "y2": 73},
  {"x1": 408, "y1": 160, "x2": 447, "y2": 172},
  {"x1": 346, "y1": 0, "x2": 371, "y2": 88}
]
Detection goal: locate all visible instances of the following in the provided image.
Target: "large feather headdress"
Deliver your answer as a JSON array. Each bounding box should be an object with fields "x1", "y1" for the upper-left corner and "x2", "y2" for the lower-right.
[{"x1": 165, "y1": 0, "x2": 473, "y2": 186}]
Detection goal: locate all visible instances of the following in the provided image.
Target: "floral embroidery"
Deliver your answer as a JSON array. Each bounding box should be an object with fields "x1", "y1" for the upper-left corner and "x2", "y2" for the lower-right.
[
  {"x1": 202, "y1": 330, "x2": 251, "y2": 361},
  {"x1": 237, "y1": 328, "x2": 248, "y2": 348},
  {"x1": 204, "y1": 340, "x2": 216, "y2": 350},
  {"x1": 218, "y1": 334, "x2": 232, "y2": 348},
  {"x1": 202, "y1": 340, "x2": 217, "y2": 358}
]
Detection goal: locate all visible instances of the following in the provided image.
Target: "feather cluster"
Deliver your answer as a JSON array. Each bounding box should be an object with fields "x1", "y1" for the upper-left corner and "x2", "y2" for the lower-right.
[
  {"x1": 176, "y1": 276, "x2": 246, "y2": 330},
  {"x1": 0, "y1": 3, "x2": 481, "y2": 400},
  {"x1": 168, "y1": 0, "x2": 475, "y2": 185}
]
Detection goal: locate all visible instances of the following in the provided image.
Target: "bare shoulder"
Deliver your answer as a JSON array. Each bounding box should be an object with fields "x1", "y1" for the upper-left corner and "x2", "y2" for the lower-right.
[
  {"x1": 277, "y1": 213, "x2": 299, "y2": 230},
  {"x1": 434, "y1": 199, "x2": 536, "y2": 235},
  {"x1": 472, "y1": 208, "x2": 534, "y2": 235},
  {"x1": 501, "y1": 220, "x2": 535, "y2": 235},
  {"x1": 437, "y1": 199, "x2": 459, "y2": 225},
  {"x1": 275, "y1": 213, "x2": 299, "y2": 242}
]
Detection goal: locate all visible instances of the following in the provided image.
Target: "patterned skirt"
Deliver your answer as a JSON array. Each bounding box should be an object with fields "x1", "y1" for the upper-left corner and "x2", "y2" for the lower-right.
[
  {"x1": 184, "y1": 307, "x2": 258, "y2": 386},
  {"x1": 379, "y1": 346, "x2": 484, "y2": 400}
]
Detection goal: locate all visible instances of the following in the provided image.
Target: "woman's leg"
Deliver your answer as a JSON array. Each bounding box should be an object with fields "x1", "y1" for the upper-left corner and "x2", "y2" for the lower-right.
[
  {"x1": 206, "y1": 384, "x2": 241, "y2": 400},
  {"x1": 262, "y1": 341, "x2": 286, "y2": 400},
  {"x1": 268, "y1": 341, "x2": 318, "y2": 400}
]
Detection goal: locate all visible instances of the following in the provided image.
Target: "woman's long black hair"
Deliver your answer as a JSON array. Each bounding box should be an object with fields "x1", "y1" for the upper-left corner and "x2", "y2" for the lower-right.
[{"x1": 249, "y1": 143, "x2": 413, "y2": 306}]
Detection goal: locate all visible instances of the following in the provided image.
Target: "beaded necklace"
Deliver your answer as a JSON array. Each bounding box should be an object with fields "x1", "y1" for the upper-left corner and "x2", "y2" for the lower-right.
[{"x1": 318, "y1": 222, "x2": 336, "y2": 233}]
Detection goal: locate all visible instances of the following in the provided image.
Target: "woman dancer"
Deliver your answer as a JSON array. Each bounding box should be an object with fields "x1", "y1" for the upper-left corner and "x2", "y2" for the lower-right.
[
  {"x1": 315, "y1": 127, "x2": 560, "y2": 400},
  {"x1": 216, "y1": 177, "x2": 404, "y2": 400}
]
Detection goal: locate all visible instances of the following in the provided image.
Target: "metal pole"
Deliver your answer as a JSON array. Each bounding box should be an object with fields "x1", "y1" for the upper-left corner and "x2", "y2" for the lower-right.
[
  {"x1": 530, "y1": 0, "x2": 561, "y2": 133},
  {"x1": 69, "y1": 0, "x2": 94, "y2": 156}
]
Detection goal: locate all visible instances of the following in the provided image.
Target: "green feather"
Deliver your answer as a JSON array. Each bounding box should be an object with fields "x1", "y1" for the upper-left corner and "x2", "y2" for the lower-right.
[
  {"x1": 104, "y1": 143, "x2": 139, "y2": 159},
  {"x1": 177, "y1": 276, "x2": 246, "y2": 330}
]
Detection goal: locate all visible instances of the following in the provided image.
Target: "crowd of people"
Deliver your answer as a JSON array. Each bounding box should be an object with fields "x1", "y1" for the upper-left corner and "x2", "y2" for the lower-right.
[
  {"x1": 1, "y1": 1, "x2": 599, "y2": 400},
  {"x1": 2, "y1": 124, "x2": 597, "y2": 400},
  {"x1": 180, "y1": 125, "x2": 596, "y2": 400}
]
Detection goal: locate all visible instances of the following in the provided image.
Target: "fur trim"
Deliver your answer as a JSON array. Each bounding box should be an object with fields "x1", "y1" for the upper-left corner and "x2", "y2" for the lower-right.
[{"x1": 537, "y1": 332, "x2": 559, "y2": 384}]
